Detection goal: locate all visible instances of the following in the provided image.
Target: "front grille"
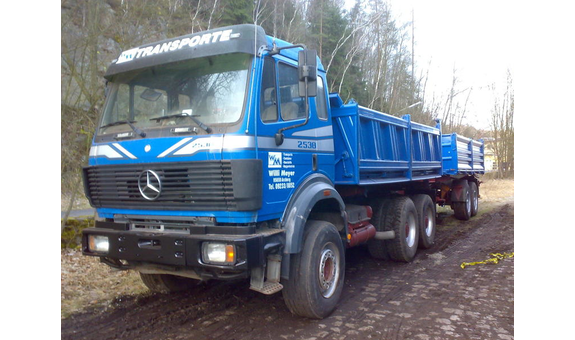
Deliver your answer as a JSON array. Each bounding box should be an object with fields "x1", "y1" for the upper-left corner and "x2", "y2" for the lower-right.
[{"x1": 84, "y1": 161, "x2": 243, "y2": 211}]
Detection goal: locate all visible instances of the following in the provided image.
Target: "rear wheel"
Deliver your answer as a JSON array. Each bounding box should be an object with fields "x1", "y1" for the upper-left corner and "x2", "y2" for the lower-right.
[
  {"x1": 453, "y1": 180, "x2": 471, "y2": 221},
  {"x1": 367, "y1": 198, "x2": 391, "y2": 260},
  {"x1": 385, "y1": 197, "x2": 419, "y2": 262},
  {"x1": 412, "y1": 194, "x2": 436, "y2": 249},
  {"x1": 282, "y1": 220, "x2": 345, "y2": 319},
  {"x1": 469, "y1": 181, "x2": 479, "y2": 217}
]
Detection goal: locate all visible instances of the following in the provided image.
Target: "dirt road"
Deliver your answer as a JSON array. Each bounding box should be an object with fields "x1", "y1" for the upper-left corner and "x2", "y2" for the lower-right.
[{"x1": 62, "y1": 202, "x2": 514, "y2": 340}]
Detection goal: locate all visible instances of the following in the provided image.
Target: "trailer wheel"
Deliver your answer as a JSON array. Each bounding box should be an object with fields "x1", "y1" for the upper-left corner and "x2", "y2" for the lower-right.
[
  {"x1": 412, "y1": 194, "x2": 436, "y2": 249},
  {"x1": 385, "y1": 197, "x2": 419, "y2": 262},
  {"x1": 282, "y1": 220, "x2": 345, "y2": 319},
  {"x1": 367, "y1": 198, "x2": 391, "y2": 260},
  {"x1": 469, "y1": 181, "x2": 479, "y2": 217},
  {"x1": 453, "y1": 180, "x2": 471, "y2": 221},
  {"x1": 139, "y1": 273, "x2": 196, "y2": 293}
]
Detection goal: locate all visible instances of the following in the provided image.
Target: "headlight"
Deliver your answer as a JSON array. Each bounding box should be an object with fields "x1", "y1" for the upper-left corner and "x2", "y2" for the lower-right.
[
  {"x1": 88, "y1": 235, "x2": 109, "y2": 253},
  {"x1": 202, "y1": 242, "x2": 235, "y2": 264}
]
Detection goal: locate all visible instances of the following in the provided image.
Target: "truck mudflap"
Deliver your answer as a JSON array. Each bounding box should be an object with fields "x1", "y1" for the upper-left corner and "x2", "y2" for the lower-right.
[{"x1": 82, "y1": 221, "x2": 284, "y2": 274}]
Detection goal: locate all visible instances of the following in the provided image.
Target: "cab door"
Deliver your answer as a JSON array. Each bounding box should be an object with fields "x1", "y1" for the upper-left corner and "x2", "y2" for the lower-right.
[{"x1": 256, "y1": 55, "x2": 335, "y2": 221}]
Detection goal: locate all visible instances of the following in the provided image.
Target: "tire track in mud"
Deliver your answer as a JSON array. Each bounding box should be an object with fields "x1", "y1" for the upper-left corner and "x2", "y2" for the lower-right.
[
  {"x1": 321, "y1": 203, "x2": 514, "y2": 340},
  {"x1": 62, "y1": 203, "x2": 514, "y2": 340}
]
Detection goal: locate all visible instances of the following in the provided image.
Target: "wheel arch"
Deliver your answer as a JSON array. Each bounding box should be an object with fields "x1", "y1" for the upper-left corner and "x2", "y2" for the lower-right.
[{"x1": 281, "y1": 173, "x2": 347, "y2": 255}]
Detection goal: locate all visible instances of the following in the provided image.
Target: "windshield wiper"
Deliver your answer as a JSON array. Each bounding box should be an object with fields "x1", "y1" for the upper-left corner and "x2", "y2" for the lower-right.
[
  {"x1": 150, "y1": 114, "x2": 212, "y2": 134},
  {"x1": 149, "y1": 113, "x2": 190, "y2": 121},
  {"x1": 100, "y1": 120, "x2": 146, "y2": 137}
]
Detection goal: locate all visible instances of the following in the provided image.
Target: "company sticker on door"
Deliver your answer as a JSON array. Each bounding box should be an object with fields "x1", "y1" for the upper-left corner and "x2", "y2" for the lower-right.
[{"x1": 268, "y1": 152, "x2": 295, "y2": 190}]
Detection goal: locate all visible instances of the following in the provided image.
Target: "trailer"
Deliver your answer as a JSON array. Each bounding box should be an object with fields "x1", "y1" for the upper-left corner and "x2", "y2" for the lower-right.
[
  {"x1": 440, "y1": 133, "x2": 485, "y2": 219},
  {"x1": 81, "y1": 24, "x2": 484, "y2": 319}
]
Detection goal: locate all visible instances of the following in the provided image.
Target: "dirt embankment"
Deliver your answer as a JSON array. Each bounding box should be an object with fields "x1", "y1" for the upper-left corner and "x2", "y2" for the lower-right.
[{"x1": 62, "y1": 179, "x2": 514, "y2": 340}]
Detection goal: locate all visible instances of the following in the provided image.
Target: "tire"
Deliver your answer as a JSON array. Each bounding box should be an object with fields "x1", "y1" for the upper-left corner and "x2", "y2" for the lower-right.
[
  {"x1": 367, "y1": 198, "x2": 392, "y2": 260},
  {"x1": 452, "y1": 180, "x2": 471, "y2": 221},
  {"x1": 384, "y1": 197, "x2": 419, "y2": 262},
  {"x1": 139, "y1": 273, "x2": 196, "y2": 293},
  {"x1": 282, "y1": 220, "x2": 345, "y2": 319},
  {"x1": 412, "y1": 194, "x2": 436, "y2": 249},
  {"x1": 469, "y1": 181, "x2": 479, "y2": 217}
]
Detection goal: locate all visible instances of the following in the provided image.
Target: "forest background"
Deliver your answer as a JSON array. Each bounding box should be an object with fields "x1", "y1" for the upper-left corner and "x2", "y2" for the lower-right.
[{"x1": 61, "y1": 0, "x2": 515, "y2": 209}]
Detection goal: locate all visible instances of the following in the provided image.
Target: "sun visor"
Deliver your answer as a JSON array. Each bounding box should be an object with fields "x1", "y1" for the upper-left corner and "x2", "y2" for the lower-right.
[{"x1": 105, "y1": 24, "x2": 268, "y2": 79}]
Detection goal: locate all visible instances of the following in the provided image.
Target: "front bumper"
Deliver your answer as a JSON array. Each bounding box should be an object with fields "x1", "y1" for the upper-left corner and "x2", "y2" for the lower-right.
[{"x1": 82, "y1": 221, "x2": 284, "y2": 276}]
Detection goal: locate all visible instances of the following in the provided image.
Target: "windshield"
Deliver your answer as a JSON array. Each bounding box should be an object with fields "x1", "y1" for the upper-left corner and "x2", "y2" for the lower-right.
[{"x1": 98, "y1": 53, "x2": 252, "y2": 137}]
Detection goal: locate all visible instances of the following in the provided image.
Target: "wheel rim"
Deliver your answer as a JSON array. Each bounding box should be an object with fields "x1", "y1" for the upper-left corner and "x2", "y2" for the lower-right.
[
  {"x1": 465, "y1": 190, "x2": 471, "y2": 213},
  {"x1": 318, "y1": 244, "x2": 339, "y2": 298},
  {"x1": 473, "y1": 188, "x2": 478, "y2": 211},
  {"x1": 424, "y1": 208, "x2": 434, "y2": 237},
  {"x1": 405, "y1": 213, "x2": 417, "y2": 248}
]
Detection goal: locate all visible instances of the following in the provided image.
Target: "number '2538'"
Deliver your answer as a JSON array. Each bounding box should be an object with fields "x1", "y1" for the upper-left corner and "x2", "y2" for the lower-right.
[{"x1": 297, "y1": 141, "x2": 317, "y2": 149}]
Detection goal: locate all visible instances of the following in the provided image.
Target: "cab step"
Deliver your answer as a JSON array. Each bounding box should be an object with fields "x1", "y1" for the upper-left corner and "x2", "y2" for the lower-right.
[{"x1": 250, "y1": 281, "x2": 284, "y2": 295}]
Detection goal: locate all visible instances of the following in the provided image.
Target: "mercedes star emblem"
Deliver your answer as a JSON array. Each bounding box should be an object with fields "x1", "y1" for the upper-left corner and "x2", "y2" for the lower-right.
[{"x1": 138, "y1": 170, "x2": 162, "y2": 200}]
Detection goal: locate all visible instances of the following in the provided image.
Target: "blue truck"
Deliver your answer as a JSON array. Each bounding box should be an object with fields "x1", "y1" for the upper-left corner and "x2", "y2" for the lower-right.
[{"x1": 82, "y1": 24, "x2": 484, "y2": 319}]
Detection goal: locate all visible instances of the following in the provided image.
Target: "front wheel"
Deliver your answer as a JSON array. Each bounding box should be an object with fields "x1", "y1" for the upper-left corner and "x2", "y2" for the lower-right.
[
  {"x1": 453, "y1": 180, "x2": 471, "y2": 221},
  {"x1": 282, "y1": 220, "x2": 345, "y2": 319}
]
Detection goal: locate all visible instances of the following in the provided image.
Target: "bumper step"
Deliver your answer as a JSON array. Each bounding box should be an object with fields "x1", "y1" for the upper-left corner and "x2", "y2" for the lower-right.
[{"x1": 250, "y1": 281, "x2": 284, "y2": 295}]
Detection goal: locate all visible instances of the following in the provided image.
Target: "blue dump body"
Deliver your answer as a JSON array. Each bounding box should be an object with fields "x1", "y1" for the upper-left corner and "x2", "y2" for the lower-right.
[
  {"x1": 330, "y1": 93, "x2": 482, "y2": 185},
  {"x1": 441, "y1": 133, "x2": 485, "y2": 175}
]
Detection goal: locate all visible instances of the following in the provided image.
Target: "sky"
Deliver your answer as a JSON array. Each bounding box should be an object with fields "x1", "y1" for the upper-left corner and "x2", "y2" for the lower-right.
[{"x1": 344, "y1": 0, "x2": 516, "y2": 129}]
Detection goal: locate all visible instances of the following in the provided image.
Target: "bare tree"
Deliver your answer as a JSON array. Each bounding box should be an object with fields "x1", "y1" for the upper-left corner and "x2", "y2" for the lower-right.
[
  {"x1": 61, "y1": 0, "x2": 109, "y2": 226},
  {"x1": 439, "y1": 67, "x2": 473, "y2": 133},
  {"x1": 490, "y1": 70, "x2": 514, "y2": 178}
]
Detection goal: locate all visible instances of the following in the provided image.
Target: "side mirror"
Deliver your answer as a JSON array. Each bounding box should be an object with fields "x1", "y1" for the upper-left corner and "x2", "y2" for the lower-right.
[
  {"x1": 298, "y1": 49, "x2": 317, "y2": 97},
  {"x1": 275, "y1": 48, "x2": 317, "y2": 146}
]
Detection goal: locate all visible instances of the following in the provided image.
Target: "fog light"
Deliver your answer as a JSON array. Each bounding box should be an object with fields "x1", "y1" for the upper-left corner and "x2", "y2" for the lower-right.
[
  {"x1": 88, "y1": 235, "x2": 109, "y2": 253},
  {"x1": 202, "y1": 243, "x2": 235, "y2": 264}
]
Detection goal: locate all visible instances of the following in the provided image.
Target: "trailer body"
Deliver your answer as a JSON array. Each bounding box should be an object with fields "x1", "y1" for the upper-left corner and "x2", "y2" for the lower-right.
[
  {"x1": 441, "y1": 133, "x2": 485, "y2": 176},
  {"x1": 81, "y1": 24, "x2": 484, "y2": 319}
]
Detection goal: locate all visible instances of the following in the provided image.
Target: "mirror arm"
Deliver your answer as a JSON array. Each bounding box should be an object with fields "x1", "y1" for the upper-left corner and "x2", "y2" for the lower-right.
[{"x1": 269, "y1": 43, "x2": 307, "y2": 55}]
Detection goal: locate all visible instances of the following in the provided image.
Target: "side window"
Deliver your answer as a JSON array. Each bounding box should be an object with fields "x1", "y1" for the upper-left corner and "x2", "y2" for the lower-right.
[
  {"x1": 260, "y1": 57, "x2": 277, "y2": 122},
  {"x1": 316, "y1": 76, "x2": 328, "y2": 120},
  {"x1": 110, "y1": 84, "x2": 130, "y2": 123},
  {"x1": 278, "y1": 63, "x2": 306, "y2": 121}
]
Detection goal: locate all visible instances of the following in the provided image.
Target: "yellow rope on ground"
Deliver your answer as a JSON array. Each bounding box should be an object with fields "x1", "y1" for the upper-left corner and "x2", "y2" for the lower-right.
[{"x1": 460, "y1": 252, "x2": 514, "y2": 269}]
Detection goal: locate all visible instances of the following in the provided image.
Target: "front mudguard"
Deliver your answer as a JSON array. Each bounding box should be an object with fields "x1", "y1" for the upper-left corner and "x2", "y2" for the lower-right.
[{"x1": 281, "y1": 174, "x2": 347, "y2": 255}]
